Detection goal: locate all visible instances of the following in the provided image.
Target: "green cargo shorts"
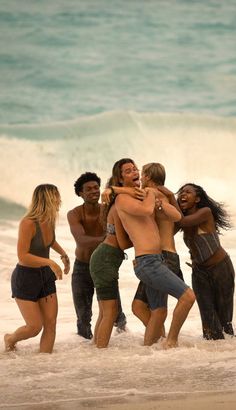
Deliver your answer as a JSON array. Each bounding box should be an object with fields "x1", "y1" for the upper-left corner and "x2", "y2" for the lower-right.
[{"x1": 90, "y1": 243, "x2": 124, "y2": 300}]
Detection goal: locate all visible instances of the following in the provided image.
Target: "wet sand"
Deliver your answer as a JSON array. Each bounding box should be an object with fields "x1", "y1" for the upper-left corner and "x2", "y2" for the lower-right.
[{"x1": 2, "y1": 391, "x2": 236, "y2": 410}]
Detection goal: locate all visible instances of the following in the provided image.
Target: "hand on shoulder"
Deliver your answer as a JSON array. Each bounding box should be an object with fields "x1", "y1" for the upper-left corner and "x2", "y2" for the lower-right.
[{"x1": 157, "y1": 185, "x2": 174, "y2": 198}]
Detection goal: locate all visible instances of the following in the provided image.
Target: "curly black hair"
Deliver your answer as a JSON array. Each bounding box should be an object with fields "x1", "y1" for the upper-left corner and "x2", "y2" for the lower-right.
[{"x1": 74, "y1": 172, "x2": 101, "y2": 197}]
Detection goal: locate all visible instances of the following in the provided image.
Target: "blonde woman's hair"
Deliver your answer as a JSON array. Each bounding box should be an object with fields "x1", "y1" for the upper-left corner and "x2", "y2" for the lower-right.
[
  {"x1": 142, "y1": 163, "x2": 166, "y2": 185},
  {"x1": 25, "y1": 184, "x2": 61, "y2": 227}
]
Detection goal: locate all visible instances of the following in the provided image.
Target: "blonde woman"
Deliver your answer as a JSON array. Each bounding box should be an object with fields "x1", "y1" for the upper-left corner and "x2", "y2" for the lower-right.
[{"x1": 4, "y1": 184, "x2": 70, "y2": 353}]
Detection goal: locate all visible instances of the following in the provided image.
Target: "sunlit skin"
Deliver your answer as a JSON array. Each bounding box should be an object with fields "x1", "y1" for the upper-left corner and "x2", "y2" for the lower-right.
[
  {"x1": 119, "y1": 162, "x2": 141, "y2": 187},
  {"x1": 69, "y1": 175, "x2": 129, "y2": 348},
  {"x1": 177, "y1": 184, "x2": 226, "y2": 266},
  {"x1": 4, "y1": 185, "x2": 69, "y2": 353},
  {"x1": 176, "y1": 183, "x2": 234, "y2": 340},
  {"x1": 115, "y1": 163, "x2": 195, "y2": 348},
  {"x1": 178, "y1": 185, "x2": 201, "y2": 214},
  {"x1": 67, "y1": 181, "x2": 104, "y2": 262},
  {"x1": 132, "y1": 168, "x2": 182, "y2": 341}
]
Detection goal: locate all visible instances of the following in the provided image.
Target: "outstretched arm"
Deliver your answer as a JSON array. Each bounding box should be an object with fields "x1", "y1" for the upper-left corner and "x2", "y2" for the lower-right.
[
  {"x1": 101, "y1": 186, "x2": 145, "y2": 204},
  {"x1": 177, "y1": 207, "x2": 212, "y2": 228},
  {"x1": 156, "y1": 198, "x2": 181, "y2": 222}
]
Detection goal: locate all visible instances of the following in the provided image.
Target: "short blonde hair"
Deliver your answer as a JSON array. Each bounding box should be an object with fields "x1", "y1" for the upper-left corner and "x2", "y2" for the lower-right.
[
  {"x1": 25, "y1": 184, "x2": 61, "y2": 227},
  {"x1": 142, "y1": 163, "x2": 166, "y2": 185}
]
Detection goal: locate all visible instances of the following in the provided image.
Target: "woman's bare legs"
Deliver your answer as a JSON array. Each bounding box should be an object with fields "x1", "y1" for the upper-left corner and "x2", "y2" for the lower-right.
[
  {"x1": 4, "y1": 293, "x2": 58, "y2": 353},
  {"x1": 38, "y1": 293, "x2": 58, "y2": 353},
  {"x1": 93, "y1": 301, "x2": 103, "y2": 345},
  {"x1": 4, "y1": 298, "x2": 43, "y2": 351},
  {"x1": 96, "y1": 299, "x2": 118, "y2": 348}
]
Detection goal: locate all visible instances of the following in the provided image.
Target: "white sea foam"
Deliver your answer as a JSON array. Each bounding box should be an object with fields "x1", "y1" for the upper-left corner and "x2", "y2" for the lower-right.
[
  {"x1": 0, "y1": 220, "x2": 236, "y2": 408},
  {"x1": 0, "y1": 112, "x2": 236, "y2": 407}
]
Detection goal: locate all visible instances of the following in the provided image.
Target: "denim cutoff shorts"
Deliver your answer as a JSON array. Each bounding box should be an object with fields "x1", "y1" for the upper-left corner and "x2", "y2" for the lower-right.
[
  {"x1": 133, "y1": 250, "x2": 184, "y2": 304},
  {"x1": 133, "y1": 254, "x2": 189, "y2": 310}
]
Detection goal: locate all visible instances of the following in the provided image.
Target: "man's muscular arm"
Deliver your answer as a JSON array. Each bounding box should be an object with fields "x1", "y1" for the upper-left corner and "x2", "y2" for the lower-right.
[
  {"x1": 116, "y1": 189, "x2": 156, "y2": 216},
  {"x1": 67, "y1": 209, "x2": 105, "y2": 248},
  {"x1": 101, "y1": 186, "x2": 145, "y2": 204}
]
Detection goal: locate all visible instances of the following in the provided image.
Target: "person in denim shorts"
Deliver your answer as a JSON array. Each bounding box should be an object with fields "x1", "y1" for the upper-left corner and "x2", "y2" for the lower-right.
[
  {"x1": 131, "y1": 163, "x2": 185, "y2": 340},
  {"x1": 103, "y1": 162, "x2": 187, "y2": 344},
  {"x1": 115, "y1": 160, "x2": 195, "y2": 348}
]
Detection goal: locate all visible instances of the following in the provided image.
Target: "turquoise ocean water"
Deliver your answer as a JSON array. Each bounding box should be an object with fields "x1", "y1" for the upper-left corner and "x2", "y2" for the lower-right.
[
  {"x1": 1, "y1": 0, "x2": 236, "y2": 216},
  {"x1": 1, "y1": 3, "x2": 236, "y2": 407},
  {"x1": 1, "y1": 0, "x2": 236, "y2": 124}
]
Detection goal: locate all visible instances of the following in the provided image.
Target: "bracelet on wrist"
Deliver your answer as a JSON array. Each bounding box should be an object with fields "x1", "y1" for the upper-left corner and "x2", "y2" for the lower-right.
[{"x1": 61, "y1": 254, "x2": 69, "y2": 263}]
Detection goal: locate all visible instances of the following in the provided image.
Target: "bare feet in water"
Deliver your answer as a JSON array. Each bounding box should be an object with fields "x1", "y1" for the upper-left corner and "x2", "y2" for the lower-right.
[
  {"x1": 4, "y1": 334, "x2": 16, "y2": 352},
  {"x1": 162, "y1": 338, "x2": 178, "y2": 349}
]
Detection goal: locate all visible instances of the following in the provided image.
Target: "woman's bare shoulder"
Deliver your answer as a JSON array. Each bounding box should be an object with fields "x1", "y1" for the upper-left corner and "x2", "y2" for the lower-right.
[{"x1": 19, "y1": 217, "x2": 35, "y2": 229}]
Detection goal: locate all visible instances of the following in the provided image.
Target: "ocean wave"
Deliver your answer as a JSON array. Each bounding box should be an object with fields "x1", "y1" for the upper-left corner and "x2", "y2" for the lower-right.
[
  {"x1": 0, "y1": 110, "x2": 236, "y2": 140},
  {"x1": 0, "y1": 197, "x2": 26, "y2": 220},
  {"x1": 0, "y1": 111, "x2": 235, "y2": 214}
]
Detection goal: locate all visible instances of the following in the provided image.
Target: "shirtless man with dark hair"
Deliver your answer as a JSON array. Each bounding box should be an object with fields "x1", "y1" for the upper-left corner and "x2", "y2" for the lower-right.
[
  {"x1": 67, "y1": 172, "x2": 126, "y2": 339},
  {"x1": 113, "y1": 160, "x2": 195, "y2": 348}
]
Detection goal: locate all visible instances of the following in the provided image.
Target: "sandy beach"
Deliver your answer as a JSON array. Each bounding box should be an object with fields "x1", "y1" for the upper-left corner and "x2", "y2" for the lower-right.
[
  {"x1": 100, "y1": 392, "x2": 236, "y2": 410},
  {"x1": 2, "y1": 391, "x2": 236, "y2": 410}
]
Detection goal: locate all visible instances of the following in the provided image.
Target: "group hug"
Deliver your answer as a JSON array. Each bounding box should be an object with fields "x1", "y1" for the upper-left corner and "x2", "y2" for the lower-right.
[{"x1": 4, "y1": 158, "x2": 235, "y2": 353}]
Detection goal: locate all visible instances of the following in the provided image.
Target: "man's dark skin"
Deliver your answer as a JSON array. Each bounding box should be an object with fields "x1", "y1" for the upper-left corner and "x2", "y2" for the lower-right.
[{"x1": 68, "y1": 175, "x2": 126, "y2": 339}]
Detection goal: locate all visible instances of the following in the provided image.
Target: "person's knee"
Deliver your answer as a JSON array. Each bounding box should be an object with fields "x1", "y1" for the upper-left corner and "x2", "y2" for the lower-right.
[
  {"x1": 159, "y1": 307, "x2": 168, "y2": 321},
  {"x1": 132, "y1": 299, "x2": 146, "y2": 317},
  {"x1": 180, "y1": 288, "x2": 196, "y2": 306},
  {"x1": 151, "y1": 307, "x2": 167, "y2": 322},
  {"x1": 43, "y1": 317, "x2": 57, "y2": 332},
  {"x1": 132, "y1": 299, "x2": 140, "y2": 317},
  {"x1": 28, "y1": 323, "x2": 43, "y2": 336}
]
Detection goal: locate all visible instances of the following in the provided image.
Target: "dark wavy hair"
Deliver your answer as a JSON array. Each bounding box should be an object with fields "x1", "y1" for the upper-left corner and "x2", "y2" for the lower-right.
[
  {"x1": 108, "y1": 158, "x2": 135, "y2": 187},
  {"x1": 177, "y1": 183, "x2": 232, "y2": 233},
  {"x1": 74, "y1": 172, "x2": 101, "y2": 197},
  {"x1": 103, "y1": 158, "x2": 135, "y2": 224}
]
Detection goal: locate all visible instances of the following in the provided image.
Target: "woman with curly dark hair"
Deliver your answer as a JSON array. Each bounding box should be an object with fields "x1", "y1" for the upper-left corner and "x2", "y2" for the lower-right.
[{"x1": 177, "y1": 183, "x2": 235, "y2": 340}]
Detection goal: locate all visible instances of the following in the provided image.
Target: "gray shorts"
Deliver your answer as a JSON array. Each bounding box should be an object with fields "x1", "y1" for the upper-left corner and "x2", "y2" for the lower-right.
[{"x1": 133, "y1": 253, "x2": 189, "y2": 310}]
